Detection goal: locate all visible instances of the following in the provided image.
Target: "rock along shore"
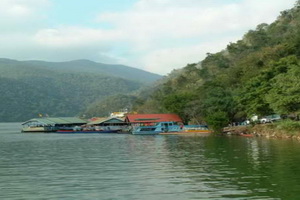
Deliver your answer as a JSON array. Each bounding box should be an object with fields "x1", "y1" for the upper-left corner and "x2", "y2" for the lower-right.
[{"x1": 223, "y1": 124, "x2": 300, "y2": 141}]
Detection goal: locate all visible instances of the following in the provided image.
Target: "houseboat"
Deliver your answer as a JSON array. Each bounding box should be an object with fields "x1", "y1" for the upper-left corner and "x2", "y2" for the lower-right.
[
  {"x1": 87, "y1": 117, "x2": 127, "y2": 132},
  {"x1": 21, "y1": 117, "x2": 87, "y2": 132}
]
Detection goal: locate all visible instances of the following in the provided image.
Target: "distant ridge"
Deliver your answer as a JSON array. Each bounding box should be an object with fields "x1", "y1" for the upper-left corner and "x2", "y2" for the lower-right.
[
  {"x1": 0, "y1": 58, "x2": 161, "y2": 122},
  {"x1": 19, "y1": 59, "x2": 162, "y2": 83}
]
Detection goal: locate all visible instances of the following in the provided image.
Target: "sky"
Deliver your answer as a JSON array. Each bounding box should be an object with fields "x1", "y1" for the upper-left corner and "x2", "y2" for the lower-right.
[{"x1": 0, "y1": 0, "x2": 296, "y2": 75}]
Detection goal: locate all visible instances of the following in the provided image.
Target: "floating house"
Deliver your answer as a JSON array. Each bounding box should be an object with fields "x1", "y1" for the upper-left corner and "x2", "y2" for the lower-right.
[
  {"x1": 87, "y1": 117, "x2": 128, "y2": 131},
  {"x1": 125, "y1": 114, "x2": 183, "y2": 126},
  {"x1": 21, "y1": 117, "x2": 87, "y2": 132}
]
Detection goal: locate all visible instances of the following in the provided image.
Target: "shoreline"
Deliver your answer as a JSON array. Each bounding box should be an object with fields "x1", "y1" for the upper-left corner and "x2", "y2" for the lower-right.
[{"x1": 223, "y1": 124, "x2": 300, "y2": 140}]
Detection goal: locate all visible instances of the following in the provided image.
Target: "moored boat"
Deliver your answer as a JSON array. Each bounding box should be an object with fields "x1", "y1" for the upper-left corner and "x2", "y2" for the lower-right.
[
  {"x1": 132, "y1": 121, "x2": 181, "y2": 135},
  {"x1": 160, "y1": 125, "x2": 212, "y2": 135},
  {"x1": 239, "y1": 133, "x2": 253, "y2": 137}
]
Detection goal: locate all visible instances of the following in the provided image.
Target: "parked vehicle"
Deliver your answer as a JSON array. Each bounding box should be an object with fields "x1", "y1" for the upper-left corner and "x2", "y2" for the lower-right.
[
  {"x1": 259, "y1": 117, "x2": 271, "y2": 123},
  {"x1": 241, "y1": 120, "x2": 250, "y2": 125},
  {"x1": 260, "y1": 114, "x2": 281, "y2": 123}
]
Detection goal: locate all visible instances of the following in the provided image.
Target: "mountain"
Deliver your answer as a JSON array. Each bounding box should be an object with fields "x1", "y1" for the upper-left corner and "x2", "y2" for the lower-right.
[
  {"x1": 132, "y1": 2, "x2": 300, "y2": 130},
  {"x1": 0, "y1": 58, "x2": 161, "y2": 122},
  {"x1": 20, "y1": 59, "x2": 161, "y2": 83}
]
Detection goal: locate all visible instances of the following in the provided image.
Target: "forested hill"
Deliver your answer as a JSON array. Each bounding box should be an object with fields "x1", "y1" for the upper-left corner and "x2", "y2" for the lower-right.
[
  {"x1": 132, "y1": 2, "x2": 300, "y2": 131},
  {"x1": 1, "y1": 59, "x2": 161, "y2": 83},
  {"x1": 0, "y1": 59, "x2": 161, "y2": 122}
]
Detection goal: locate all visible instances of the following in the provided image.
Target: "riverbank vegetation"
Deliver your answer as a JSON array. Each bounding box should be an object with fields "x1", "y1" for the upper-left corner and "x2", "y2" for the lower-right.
[
  {"x1": 255, "y1": 120, "x2": 300, "y2": 138},
  {"x1": 224, "y1": 120, "x2": 300, "y2": 139},
  {"x1": 131, "y1": 1, "x2": 300, "y2": 132}
]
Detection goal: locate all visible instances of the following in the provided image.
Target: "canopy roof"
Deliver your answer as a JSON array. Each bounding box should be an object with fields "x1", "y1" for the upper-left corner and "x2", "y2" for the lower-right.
[
  {"x1": 88, "y1": 117, "x2": 125, "y2": 125},
  {"x1": 125, "y1": 114, "x2": 182, "y2": 123},
  {"x1": 22, "y1": 117, "x2": 87, "y2": 126}
]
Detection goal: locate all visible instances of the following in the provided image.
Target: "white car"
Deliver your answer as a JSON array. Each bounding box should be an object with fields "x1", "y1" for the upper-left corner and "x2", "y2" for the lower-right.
[
  {"x1": 260, "y1": 115, "x2": 281, "y2": 123},
  {"x1": 260, "y1": 118, "x2": 271, "y2": 123}
]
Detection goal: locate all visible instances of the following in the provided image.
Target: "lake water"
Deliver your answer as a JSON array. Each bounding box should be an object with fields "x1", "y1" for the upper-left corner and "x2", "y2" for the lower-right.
[{"x1": 1, "y1": 123, "x2": 300, "y2": 200}]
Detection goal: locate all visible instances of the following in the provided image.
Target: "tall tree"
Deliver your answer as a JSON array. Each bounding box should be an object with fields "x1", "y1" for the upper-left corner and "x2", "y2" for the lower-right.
[{"x1": 266, "y1": 58, "x2": 300, "y2": 116}]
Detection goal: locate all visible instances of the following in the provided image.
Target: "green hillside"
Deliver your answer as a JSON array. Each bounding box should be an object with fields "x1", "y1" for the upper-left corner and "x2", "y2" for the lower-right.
[
  {"x1": 83, "y1": 94, "x2": 138, "y2": 118},
  {"x1": 0, "y1": 59, "x2": 159, "y2": 122},
  {"x1": 20, "y1": 59, "x2": 161, "y2": 83},
  {"x1": 133, "y1": 2, "x2": 300, "y2": 131}
]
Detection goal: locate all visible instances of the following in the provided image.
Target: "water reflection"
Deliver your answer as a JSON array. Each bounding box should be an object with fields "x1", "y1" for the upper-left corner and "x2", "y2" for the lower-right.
[
  {"x1": 1, "y1": 123, "x2": 300, "y2": 200},
  {"x1": 163, "y1": 135, "x2": 300, "y2": 199}
]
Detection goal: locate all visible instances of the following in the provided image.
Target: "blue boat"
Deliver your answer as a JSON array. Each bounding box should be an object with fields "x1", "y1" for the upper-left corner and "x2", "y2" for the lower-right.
[
  {"x1": 132, "y1": 121, "x2": 181, "y2": 135},
  {"x1": 160, "y1": 125, "x2": 212, "y2": 135}
]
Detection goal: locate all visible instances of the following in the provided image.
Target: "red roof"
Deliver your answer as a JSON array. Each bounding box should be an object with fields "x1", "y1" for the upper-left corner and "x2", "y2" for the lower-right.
[{"x1": 125, "y1": 114, "x2": 182, "y2": 123}]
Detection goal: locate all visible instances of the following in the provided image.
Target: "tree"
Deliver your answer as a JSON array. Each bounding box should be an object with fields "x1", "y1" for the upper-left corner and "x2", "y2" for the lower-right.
[
  {"x1": 236, "y1": 56, "x2": 299, "y2": 117},
  {"x1": 236, "y1": 75, "x2": 273, "y2": 117},
  {"x1": 266, "y1": 61, "x2": 300, "y2": 117},
  {"x1": 198, "y1": 82, "x2": 236, "y2": 131},
  {"x1": 162, "y1": 92, "x2": 196, "y2": 124},
  {"x1": 205, "y1": 111, "x2": 230, "y2": 133}
]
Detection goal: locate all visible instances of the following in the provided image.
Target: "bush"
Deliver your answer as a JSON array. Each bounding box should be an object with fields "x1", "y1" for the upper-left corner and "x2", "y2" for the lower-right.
[
  {"x1": 275, "y1": 119, "x2": 300, "y2": 132},
  {"x1": 205, "y1": 111, "x2": 230, "y2": 133}
]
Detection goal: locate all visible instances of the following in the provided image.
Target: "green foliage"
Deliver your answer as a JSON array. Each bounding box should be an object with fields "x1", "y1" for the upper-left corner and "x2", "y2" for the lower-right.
[
  {"x1": 199, "y1": 83, "x2": 235, "y2": 116},
  {"x1": 83, "y1": 94, "x2": 137, "y2": 117},
  {"x1": 236, "y1": 56, "x2": 300, "y2": 117},
  {"x1": 236, "y1": 72, "x2": 273, "y2": 116},
  {"x1": 273, "y1": 119, "x2": 300, "y2": 133},
  {"x1": 204, "y1": 111, "x2": 230, "y2": 133},
  {"x1": 133, "y1": 3, "x2": 300, "y2": 129},
  {"x1": 197, "y1": 83, "x2": 235, "y2": 131},
  {"x1": 243, "y1": 26, "x2": 271, "y2": 49},
  {"x1": 21, "y1": 59, "x2": 161, "y2": 83},
  {"x1": 266, "y1": 58, "x2": 300, "y2": 114},
  {"x1": 162, "y1": 92, "x2": 196, "y2": 123}
]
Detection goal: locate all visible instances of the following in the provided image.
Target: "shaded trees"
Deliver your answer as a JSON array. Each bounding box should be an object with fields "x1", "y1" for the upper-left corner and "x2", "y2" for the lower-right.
[
  {"x1": 162, "y1": 92, "x2": 196, "y2": 124},
  {"x1": 266, "y1": 57, "x2": 300, "y2": 116}
]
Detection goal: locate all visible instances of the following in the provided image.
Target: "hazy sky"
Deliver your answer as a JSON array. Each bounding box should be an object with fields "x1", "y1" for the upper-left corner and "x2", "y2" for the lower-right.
[{"x1": 0, "y1": 0, "x2": 295, "y2": 75}]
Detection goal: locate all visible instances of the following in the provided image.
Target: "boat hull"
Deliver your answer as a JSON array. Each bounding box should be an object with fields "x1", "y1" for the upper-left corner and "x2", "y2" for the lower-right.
[
  {"x1": 132, "y1": 130, "x2": 179, "y2": 135},
  {"x1": 132, "y1": 131, "x2": 160, "y2": 135},
  {"x1": 160, "y1": 131, "x2": 211, "y2": 136},
  {"x1": 22, "y1": 127, "x2": 54, "y2": 133},
  {"x1": 131, "y1": 123, "x2": 181, "y2": 135},
  {"x1": 160, "y1": 125, "x2": 212, "y2": 135},
  {"x1": 56, "y1": 130, "x2": 119, "y2": 134}
]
